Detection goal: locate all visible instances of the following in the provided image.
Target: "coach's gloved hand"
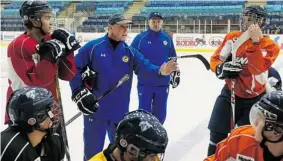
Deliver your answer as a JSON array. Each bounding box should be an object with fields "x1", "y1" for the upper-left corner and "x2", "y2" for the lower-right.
[
  {"x1": 71, "y1": 87, "x2": 99, "y2": 115},
  {"x1": 170, "y1": 71, "x2": 180, "y2": 88},
  {"x1": 51, "y1": 28, "x2": 81, "y2": 52},
  {"x1": 82, "y1": 66, "x2": 97, "y2": 90},
  {"x1": 216, "y1": 61, "x2": 242, "y2": 79},
  {"x1": 38, "y1": 39, "x2": 66, "y2": 63}
]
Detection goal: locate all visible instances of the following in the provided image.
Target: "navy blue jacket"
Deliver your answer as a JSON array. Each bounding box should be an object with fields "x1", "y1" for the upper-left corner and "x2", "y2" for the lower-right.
[
  {"x1": 131, "y1": 29, "x2": 177, "y2": 86},
  {"x1": 69, "y1": 34, "x2": 161, "y2": 121}
]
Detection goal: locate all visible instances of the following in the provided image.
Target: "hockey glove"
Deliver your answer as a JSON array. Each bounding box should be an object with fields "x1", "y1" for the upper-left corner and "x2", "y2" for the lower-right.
[
  {"x1": 38, "y1": 39, "x2": 66, "y2": 63},
  {"x1": 216, "y1": 62, "x2": 242, "y2": 79},
  {"x1": 71, "y1": 87, "x2": 99, "y2": 115},
  {"x1": 170, "y1": 71, "x2": 180, "y2": 88},
  {"x1": 82, "y1": 66, "x2": 97, "y2": 90},
  {"x1": 51, "y1": 28, "x2": 81, "y2": 52}
]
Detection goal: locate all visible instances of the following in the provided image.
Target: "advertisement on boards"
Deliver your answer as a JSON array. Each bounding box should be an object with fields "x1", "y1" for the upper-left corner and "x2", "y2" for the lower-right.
[{"x1": 1, "y1": 31, "x2": 282, "y2": 54}]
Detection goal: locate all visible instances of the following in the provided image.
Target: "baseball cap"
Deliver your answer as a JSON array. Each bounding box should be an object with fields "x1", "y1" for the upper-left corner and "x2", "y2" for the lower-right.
[
  {"x1": 149, "y1": 12, "x2": 163, "y2": 20},
  {"x1": 108, "y1": 14, "x2": 133, "y2": 25}
]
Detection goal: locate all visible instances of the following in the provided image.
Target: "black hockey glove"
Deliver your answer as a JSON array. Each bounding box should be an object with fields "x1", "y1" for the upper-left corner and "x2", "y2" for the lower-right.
[
  {"x1": 82, "y1": 66, "x2": 97, "y2": 90},
  {"x1": 170, "y1": 71, "x2": 180, "y2": 88},
  {"x1": 71, "y1": 87, "x2": 99, "y2": 115},
  {"x1": 51, "y1": 28, "x2": 81, "y2": 52},
  {"x1": 216, "y1": 61, "x2": 242, "y2": 79},
  {"x1": 38, "y1": 39, "x2": 66, "y2": 63}
]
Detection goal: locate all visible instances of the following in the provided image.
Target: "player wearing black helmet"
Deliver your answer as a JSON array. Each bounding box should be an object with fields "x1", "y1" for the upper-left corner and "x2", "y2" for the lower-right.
[
  {"x1": 1, "y1": 87, "x2": 65, "y2": 161},
  {"x1": 204, "y1": 91, "x2": 283, "y2": 161},
  {"x1": 88, "y1": 110, "x2": 168, "y2": 161},
  {"x1": 208, "y1": 5, "x2": 280, "y2": 156},
  {"x1": 19, "y1": 0, "x2": 54, "y2": 35},
  {"x1": 240, "y1": 5, "x2": 268, "y2": 32},
  {"x1": 5, "y1": 2, "x2": 80, "y2": 160},
  {"x1": 5, "y1": 0, "x2": 79, "y2": 123}
]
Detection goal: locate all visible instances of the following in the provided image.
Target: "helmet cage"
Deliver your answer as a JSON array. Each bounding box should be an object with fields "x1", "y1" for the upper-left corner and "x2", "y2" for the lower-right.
[
  {"x1": 118, "y1": 133, "x2": 166, "y2": 161},
  {"x1": 240, "y1": 12, "x2": 266, "y2": 32},
  {"x1": 9, "y1": 101, "x2": 60, "y2": 132},
  {"x1": 127, "y1": 143, "x2": 165, "y2": 161},
  {"x1": 250, "y1": 102, "x2": 283, "y2": 143},
  {"x1": 32, "y1": 102, "x2": 60, "y2": 129}
]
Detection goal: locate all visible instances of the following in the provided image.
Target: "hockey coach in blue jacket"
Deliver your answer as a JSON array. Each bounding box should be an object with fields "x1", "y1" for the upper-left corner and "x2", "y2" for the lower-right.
[
  {"x1": 131, "y1": 12, "x2": 179, "y2": 124},
  {"x1": 69, "y1": 14, "x2": 178, "y2": 161}
]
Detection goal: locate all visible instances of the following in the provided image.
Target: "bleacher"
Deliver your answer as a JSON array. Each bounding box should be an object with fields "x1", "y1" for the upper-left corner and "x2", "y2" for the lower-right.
[
  {"x1": 77, "y1": 0, "x2": 133, "y2": 32},
  {"x1": 132, "y1": 0, "x2": 245, "y2": 24},
  {"x1": 78, "y1": 14, "x2": 112, "y2": 32},
  {"x1": 266, "y1": 2, "x2": 283, "y2": 27},
  {"x1": 1, "y1": 0, "x2": 282, "y2": 33},
  {"x1": 1, "y1": 0, "x2": 71, "y2": 31}
]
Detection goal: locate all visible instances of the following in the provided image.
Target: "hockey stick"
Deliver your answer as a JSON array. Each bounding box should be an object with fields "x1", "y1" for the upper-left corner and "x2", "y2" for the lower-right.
[
  {"x1": 55, "y1": 59, "x2": 71, "y2": 161},
  {"x1": 169, "y1": 54, "x2": 210, "y2": 70},
  {"x1": 65, "y1": 74, "x2": 130, "y2": 126},
  {"x1": 230, "y1": 31, "x2": 249, "y2": 130}
]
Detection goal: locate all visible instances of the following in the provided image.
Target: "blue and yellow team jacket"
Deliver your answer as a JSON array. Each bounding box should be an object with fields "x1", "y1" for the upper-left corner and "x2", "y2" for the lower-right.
[
  {"x1": 131, "y1": 29, "x2": 177, "y2": 86},
  {"x1": 69, "y1": 34, "x2": 161, "y2": 121}
]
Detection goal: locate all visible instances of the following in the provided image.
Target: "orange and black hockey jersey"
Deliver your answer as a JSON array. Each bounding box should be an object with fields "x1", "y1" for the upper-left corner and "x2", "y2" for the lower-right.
[
  {"x1": 210, "y1": 31, "x2": 280, "y2": 98},
  {"x1": 204, "y1": 125, "x2": 283, "y2": 161}
]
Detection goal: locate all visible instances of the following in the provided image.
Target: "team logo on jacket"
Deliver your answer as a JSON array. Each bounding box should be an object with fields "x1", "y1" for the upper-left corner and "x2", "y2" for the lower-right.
[
  {"x1": 236, "y1": 154, "x2": 254, "y2": 161},
  {"x1": 163, "y1": 40, "x2": 168, "y2": 46},
  {"x1": 122, "y1": 56, "x2": 129, "y2": 62}
]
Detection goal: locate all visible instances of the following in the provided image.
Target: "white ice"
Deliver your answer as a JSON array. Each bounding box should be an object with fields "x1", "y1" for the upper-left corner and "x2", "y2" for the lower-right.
[{"x1": 1, "y1": 44, "x2": 282, "y2": 161}]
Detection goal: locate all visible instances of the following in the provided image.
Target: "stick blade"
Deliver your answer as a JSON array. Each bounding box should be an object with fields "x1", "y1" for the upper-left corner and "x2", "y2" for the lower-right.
[
  {"x1": 172, "y1": 54, "x2": 210, "y2": 70},
  {"x1": 195, "y1": 55, "x2": 210, "y2": 70}
]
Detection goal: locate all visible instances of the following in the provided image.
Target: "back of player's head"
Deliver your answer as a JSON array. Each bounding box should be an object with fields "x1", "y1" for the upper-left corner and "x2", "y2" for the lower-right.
[
  {"x1": 116, "y1": 110, "x2": 168, "y2": 160},
  {"x1": 20, "y1": 0, "x2": 53, "y2": 29},
  {"x1": 7, "y1": 86, "x2": 60, "y2": 133}
]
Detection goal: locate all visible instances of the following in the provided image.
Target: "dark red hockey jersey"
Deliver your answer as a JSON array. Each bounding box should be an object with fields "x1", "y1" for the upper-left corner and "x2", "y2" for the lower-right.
[{"x1": 5, "y1": 33, "x2": 76, "y2": 123}]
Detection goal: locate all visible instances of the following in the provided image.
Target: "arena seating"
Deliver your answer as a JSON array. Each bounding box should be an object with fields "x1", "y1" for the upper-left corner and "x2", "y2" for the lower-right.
[
  {"x1": 1, "y1": 0, "x2": 282, "y2": 33},
  {"x1": 77, "y1": 0, "x2": 133, "y2": 32},
  {"x1": 76, "y1": 0, "x2": 132, "y2": 13}
]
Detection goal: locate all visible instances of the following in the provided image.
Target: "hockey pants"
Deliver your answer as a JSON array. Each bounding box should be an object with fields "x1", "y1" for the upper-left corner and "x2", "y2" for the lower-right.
[
  {"x1": 137, "y1": 85, "x2": 169, "y2": 124},
  {"x1": 83, "y1": 115, "x2": 117, "y2": 161}
]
